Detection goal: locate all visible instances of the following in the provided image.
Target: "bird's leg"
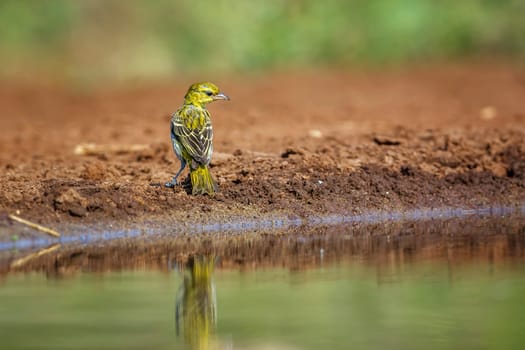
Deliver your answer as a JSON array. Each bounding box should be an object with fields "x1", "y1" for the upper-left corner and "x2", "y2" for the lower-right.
[{"x1": 165, "y1": 159, "x2": 187, "y2": 188}]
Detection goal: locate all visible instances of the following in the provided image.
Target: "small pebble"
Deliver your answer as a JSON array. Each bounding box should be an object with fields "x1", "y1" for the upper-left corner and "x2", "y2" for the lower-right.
[
  {"x1": 309, "y1": 129, "x2": 323, "y2": 138},
  {"x1": 480, "y1": 106, "x2": 497, "y2": 120}
]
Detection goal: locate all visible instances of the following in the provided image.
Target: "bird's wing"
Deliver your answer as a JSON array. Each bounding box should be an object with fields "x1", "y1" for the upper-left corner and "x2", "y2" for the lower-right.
[{"x1": 171, "y1": 106, "x2": 213, "y2": 165}]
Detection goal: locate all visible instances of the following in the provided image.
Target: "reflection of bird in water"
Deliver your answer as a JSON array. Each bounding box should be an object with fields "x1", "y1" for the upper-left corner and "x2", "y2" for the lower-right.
[{"x1": 176, "y1": 255, "x2": 217, "y2": 350}]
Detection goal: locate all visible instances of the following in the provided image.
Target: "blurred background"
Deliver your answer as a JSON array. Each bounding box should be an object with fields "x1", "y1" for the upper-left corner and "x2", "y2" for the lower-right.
[{"x1": 0, "y1": 0, "x2": 524, "y2": 84}]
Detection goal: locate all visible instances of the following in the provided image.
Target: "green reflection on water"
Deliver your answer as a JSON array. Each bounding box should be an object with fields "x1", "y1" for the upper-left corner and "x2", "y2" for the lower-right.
[
  {"x1": 0, "y1": 230, "x2": 525, "y2": 349},
  {"x1": 218, "y1": 265, "x2": 525, "y2": 350},
  {"x1": 1, "y1": 259, "x2": 524, "y2": 350}
]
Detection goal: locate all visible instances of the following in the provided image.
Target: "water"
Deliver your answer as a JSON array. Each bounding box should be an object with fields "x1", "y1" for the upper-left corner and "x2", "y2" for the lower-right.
[
  {"x1": 1, "y1": 217, "x2": 525, "y2": 350},
  {"x1": 2, "y1": 205, "x2": 523, "y2": 252}
]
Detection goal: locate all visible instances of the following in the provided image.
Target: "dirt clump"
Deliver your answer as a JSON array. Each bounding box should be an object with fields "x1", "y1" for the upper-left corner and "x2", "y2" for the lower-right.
[{"x1": 53, "y1": 188, "x2": 89, "y2": 217}]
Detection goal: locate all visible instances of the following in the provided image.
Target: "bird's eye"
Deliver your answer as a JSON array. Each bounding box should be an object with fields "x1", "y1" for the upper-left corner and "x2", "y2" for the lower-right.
[{"x1": 205, "y1": 91, "x2": 213, "y2": 96}]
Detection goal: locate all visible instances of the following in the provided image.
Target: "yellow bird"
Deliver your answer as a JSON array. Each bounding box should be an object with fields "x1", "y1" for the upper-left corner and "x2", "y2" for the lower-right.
[
  {"x1": 165, "y1": 82, "x2": 229, "y2": 195},
  {"x1": 176, "y1": 255, "x2": 217, "y2": 350}
]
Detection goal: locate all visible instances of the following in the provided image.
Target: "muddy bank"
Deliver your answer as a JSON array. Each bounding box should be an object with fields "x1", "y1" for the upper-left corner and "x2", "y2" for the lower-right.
[{"x1": 0, "y1": 62, "x2": 524, "y2": 239}]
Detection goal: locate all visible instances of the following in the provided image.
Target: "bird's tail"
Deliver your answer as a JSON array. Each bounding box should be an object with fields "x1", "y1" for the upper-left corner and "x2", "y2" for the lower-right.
[{"x1": 190, "y1": 165, "x2": 217, "y2": 195}]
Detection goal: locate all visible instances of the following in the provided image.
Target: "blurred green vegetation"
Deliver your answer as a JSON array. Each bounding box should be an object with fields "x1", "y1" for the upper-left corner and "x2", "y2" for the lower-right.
[{"x1": 0, "y1": 0, "x2": 524, "y2": 81}]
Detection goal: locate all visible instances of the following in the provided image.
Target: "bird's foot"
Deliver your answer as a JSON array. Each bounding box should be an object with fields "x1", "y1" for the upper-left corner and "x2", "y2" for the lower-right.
[{"x1": 164, "y1": 181, "x2": 178, "y2": 188}]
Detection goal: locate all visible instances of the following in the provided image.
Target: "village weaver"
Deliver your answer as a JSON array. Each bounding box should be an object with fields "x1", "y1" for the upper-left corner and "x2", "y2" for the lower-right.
[{"x1": 165, "y1": 82, "x2": 229, "y2": 195}]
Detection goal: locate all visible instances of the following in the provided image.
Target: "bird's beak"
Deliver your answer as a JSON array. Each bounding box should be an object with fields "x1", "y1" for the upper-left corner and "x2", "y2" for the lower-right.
[{"x1": 213, "y1": 92, "x2": 230, "y2": 101}]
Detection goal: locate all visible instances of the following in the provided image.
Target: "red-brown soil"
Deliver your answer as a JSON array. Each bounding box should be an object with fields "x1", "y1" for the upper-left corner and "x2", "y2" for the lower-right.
[{"x1": 1, "y1": 62, "x2": 524, "y2": 239}]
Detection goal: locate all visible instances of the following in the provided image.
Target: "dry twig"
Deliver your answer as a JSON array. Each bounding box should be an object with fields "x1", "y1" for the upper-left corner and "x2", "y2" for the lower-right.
[
  {"x1": 74, "y1": 143, "x2": 149, "y2": 156},
  {"x1": 10, "y1": 244, "x2": 61, "y2": 268},
  {"x1": 8, "y1": 214, "x2": 61, "y2": 237}
]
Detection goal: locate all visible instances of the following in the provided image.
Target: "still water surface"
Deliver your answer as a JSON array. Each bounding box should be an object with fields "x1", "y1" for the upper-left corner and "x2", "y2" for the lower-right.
[{"x1": 1, "y1": 218, "x2": 524, "y2": 350}]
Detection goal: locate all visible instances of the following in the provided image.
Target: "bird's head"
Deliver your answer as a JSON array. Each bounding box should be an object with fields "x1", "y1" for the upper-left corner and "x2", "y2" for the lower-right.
[{"x1": 184, "y1": 82, "x2": 229, "y2": 107}]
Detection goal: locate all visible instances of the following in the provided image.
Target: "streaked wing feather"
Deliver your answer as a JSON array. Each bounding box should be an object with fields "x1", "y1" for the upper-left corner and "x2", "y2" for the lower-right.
[{"x1": 172, "y1": 107, "x2": 213, "y2": 165}]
